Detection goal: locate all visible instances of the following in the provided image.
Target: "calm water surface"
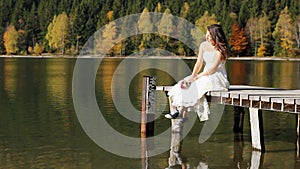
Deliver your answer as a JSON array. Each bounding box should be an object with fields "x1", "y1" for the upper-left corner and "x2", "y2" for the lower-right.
[{"x1": 0, "y1": 58, "x2": 299, "y2": 169}]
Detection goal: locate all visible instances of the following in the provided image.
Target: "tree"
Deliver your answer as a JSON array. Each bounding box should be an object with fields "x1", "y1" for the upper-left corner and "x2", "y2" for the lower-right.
[
  {"x1": 37, "y1": 0, "x2": 58, "y2": 43},
  {"x1": 178, "y1": 2, "x2": 192, "y2": 55},
  {"x1": 229, "y1": 22, "x2": 248, "y2": 56},
  {"x1": 106, "y1": 10, "x2": 114, "y2": 22},
  {"x1": 295, "y1": 16, "x2": 300, "y2": 50},
  {"x1": 246, "y1": 17, "x2": 259, "y2": 55},
  {"x1": 112, "y1": 0, "x2": 123, "y2": 19},
  {"x1": 257, "y1": 43, "x2": 267, "y2": 56},
  {"x1": 95, "y1": 11, "x2": 118, "y2": 56},
  {"x1": 154, "y1": 2, "x2": 163, "y2": 13},
  {"x1": 261, "y1": 0, "x2": 277, "y2": 27},
  {"x1": 180, "y1": 2, "x2": 190, "y2": 18},
  {"x1": 238, "y1": 1, "x2": 250, "y2": 26},
  {"x1": 73, "y1": 0, "x2": 100, "y2": 51},
  {"x1": 194, "y1": 11, "x2": 219, "y2": 34},
  {"x1": 58, "y1": 0, "x2": 72, "y2": 14},
  {"x1": 257, "y1": 13, "x2": 272, "y2": 56},
  {"x1": 24, "y1": 3, "x2": 40, "y2": 49},
  {"x1": 289, "y1": 0, "x2": 300, "y2": 20},
  {"x1": 248, "y1": 0, "x2": 261, "y2": 17},
  {"x1": 17, "y1": 29, "x2": 27, "y2": 54},
  {"x1": 45, "y1": 12, "x2": 70, "y2": 54},
  {"x1": 246, "y1": 13, "x2": 272, "y2": 56},
  {"x1": 3, "y1": 24, "x2": 19, "y2": 54},
  {"x1": 0, "y1": 0, "x2": 23, "y2": 52},
  {"x1": 156, "y1": 8, "x2": 174, "y2": 43},
  {"x1": 31, "y1": 43, "x2": 44, "y2": 55},
  {"x1": 138, "y1": 8, "x2": 154, "y2": 35},
  {"x1": 191, "y1": 11, "x2": 218, "y2": 49},
  {"x1": 273, "y1": 7, "x2": 297, "y2": 57},
  {"x1": 138, "y1": 8, "x2": 154, "y2": 52}
]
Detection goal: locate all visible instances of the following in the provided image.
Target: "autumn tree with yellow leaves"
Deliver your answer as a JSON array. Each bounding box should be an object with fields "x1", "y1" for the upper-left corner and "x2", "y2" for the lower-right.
[
  {"x1": 95, "y1": 11, "x2": 124, "y2": 56},
  {"x1": 191, "y1": 11, "x2": 218, "y2": 51},
  {"x1": 273, "y1": 7, "x2": 297, "y2": 57},
  {"x1": 3, "y1": 24, "x2": 19, "y2": 54},
  {"x1": 46, "y1": 12, "x2": 70, "y2": 54}
]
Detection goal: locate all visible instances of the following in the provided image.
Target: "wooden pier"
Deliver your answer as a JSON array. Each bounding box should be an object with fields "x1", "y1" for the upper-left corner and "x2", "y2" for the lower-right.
[
  {"x1": 157, "y1": 85, "x2": 300, "y2": 114},
  {"x1": 141, "y1": 76, "x2": 300, "y2": 153}
]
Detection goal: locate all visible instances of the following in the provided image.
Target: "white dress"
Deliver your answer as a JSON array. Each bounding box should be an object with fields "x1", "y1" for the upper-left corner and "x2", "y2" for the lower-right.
[{"x1": 168, "y1": 41, "x2": 230, "y2": 121}]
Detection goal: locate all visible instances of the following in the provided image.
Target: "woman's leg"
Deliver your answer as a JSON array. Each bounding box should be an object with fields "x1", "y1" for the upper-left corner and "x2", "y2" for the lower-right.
[
  {"x1": 165, "y1": 96, "x2": 180, "y2": 119},
  {"x1": 168, "y1": 96, "x2": 177, "y2": 112}
]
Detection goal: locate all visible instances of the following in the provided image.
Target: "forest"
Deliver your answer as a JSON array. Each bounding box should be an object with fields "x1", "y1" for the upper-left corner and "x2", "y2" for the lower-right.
[{"x1": 1, "y1": 0, "x2": 300, "y2": 57}]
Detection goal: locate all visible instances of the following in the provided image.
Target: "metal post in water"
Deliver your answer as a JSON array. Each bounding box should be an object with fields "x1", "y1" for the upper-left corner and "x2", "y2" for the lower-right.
[
  {"x1": 141, "y1": 76, "x2": 156, "y2": 169},
  {"x1": 141, "y1": 76, "x2": 156, "y2": 136}
]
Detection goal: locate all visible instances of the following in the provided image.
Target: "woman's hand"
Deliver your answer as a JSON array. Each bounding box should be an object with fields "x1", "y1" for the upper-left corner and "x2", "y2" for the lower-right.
[
  {"x1": 188, "y1": 74, "x2": 197, "y2": 83},
  {"x1": 189, "y1": 72, "x2": 206, "y2": 82}
]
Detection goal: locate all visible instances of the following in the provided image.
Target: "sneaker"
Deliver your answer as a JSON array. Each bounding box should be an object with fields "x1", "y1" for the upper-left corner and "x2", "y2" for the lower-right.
[{"x1": 165, "y1": 109, "x2": 180, "y2": 119}]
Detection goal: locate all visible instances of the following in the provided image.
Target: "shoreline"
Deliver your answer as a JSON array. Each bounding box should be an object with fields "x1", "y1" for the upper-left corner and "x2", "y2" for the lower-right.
[{"x1": 1, "y1": 55, "x2": 300, "y2": 61}]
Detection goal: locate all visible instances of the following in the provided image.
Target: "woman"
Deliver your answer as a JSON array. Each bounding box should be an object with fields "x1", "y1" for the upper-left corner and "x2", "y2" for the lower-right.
[{"x1": 165, "y1": 24, "x2": 230, "y2": 121}]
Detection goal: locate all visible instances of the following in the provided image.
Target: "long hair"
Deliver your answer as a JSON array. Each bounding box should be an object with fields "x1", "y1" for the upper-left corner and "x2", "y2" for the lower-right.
[{"x1": 207, "y1": 24, "x2": 229, "y2": 60}]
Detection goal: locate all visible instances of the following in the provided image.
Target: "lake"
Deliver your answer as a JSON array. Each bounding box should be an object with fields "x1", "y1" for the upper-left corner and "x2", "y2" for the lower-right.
[{"x1": 0, "y1": 58, "x2": 299, "y2": 169}]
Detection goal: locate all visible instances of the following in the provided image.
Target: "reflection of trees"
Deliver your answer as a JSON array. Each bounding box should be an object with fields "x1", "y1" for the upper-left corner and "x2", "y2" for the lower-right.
[
  {"x1": 227, "y1": 61, "x2": 248, "y2": 85},
  {"x1": 46, "y1": 59, "x2": 74, "y2": 133},
  {"x1": 0, "y1": 59, "x2": 92, "y2": 168},
  {"x1": 227, "y1": 60, "x2": 299, "y2": 89},
  {"x1": 46, "y1": 59, "x2": 68, "y2": 105},
  {"x1": 278, "y1": 62, "x2": 295, "y2": 89},
  {"x1": 3, "y1": 58, "x2": 17, "y2": 101},
  {"x1": 253, "y1": 61, "x2": 269, "y2": 87},
  {"x1": 271, "y1": 61, "x2": 298, "y2": 89},
  {"x1": 0, "y1": 146, "x2": 91, "y2": 168}
]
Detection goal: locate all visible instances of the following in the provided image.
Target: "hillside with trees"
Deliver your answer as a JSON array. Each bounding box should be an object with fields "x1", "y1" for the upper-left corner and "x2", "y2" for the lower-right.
[{"x1": 0, "y1": 0, "x2": 299, "y2": 57}]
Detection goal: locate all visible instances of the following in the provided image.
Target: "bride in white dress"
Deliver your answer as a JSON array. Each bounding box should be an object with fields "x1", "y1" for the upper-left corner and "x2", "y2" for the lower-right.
[{"x1": 165, "y1": 24, "x2": 230, "y2": 121}]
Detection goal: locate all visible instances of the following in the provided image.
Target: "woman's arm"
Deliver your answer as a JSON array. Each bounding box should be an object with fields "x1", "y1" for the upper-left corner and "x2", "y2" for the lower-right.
[
  {"x1": 196, "y1": 51, "x2": 222, "y2": 78},
  {"x1": 189, "y1": 43, "x2": 204, "y2": 81},
  {"x1": 191, "y1": 57, "x2": 203, "y2": 77}
]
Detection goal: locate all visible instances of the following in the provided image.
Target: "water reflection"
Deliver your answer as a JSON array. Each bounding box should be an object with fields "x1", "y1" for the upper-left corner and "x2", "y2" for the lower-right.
[
  {"x1": 166, "y1": 117, "x2": 210, "y2": 169},
  {"x1": 164, "y1": 117, "x2": 267, "y2": 169},
  {"x1": 0, "y1": 58, "x2": 299, "y2": 168},
  {"x1": 166, "y1": 118, "x2": 186, "y2": 169},
  {"x1": 226, "y1": 60, "x2": 300, "y2": 89}
]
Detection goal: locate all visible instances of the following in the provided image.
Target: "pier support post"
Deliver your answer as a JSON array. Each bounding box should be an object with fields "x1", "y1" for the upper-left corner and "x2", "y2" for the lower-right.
[
  {"x1": 233, "y1": 106, "x2": 245, "y2": 133},
  {"x1": 295, "y1": 114, "x2": 300, "y2": 168},
  {"x1": 296, "y1": 114, "x2": 300, "y2": 159},
  {"x1": 249, "y1": 108, "x2": 265, "y2": 152}
]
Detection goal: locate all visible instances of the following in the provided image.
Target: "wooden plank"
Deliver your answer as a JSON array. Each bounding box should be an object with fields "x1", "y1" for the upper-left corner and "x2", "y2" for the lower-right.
[
  {"x1": 261, "y1": 95, "x2": 300, "y2": 102},
  {"x1": 297, "y1": 99, "x2": 300, "y2": 105},
  {"x1": 249, "y1": 95, "x2": 261, "y2": 101},
  {"x1": 271, "y1": 97, "x2": 300, "y2": 104},
  {"x1": 285, "y1": 98, "x2": 297, "y2": 104}
]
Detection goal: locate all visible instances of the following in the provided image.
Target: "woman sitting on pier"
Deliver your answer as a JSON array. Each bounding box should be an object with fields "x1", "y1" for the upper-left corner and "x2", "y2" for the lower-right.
[{"x1": 165, "y1": 24, "x2": 230, "y2": 121}]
